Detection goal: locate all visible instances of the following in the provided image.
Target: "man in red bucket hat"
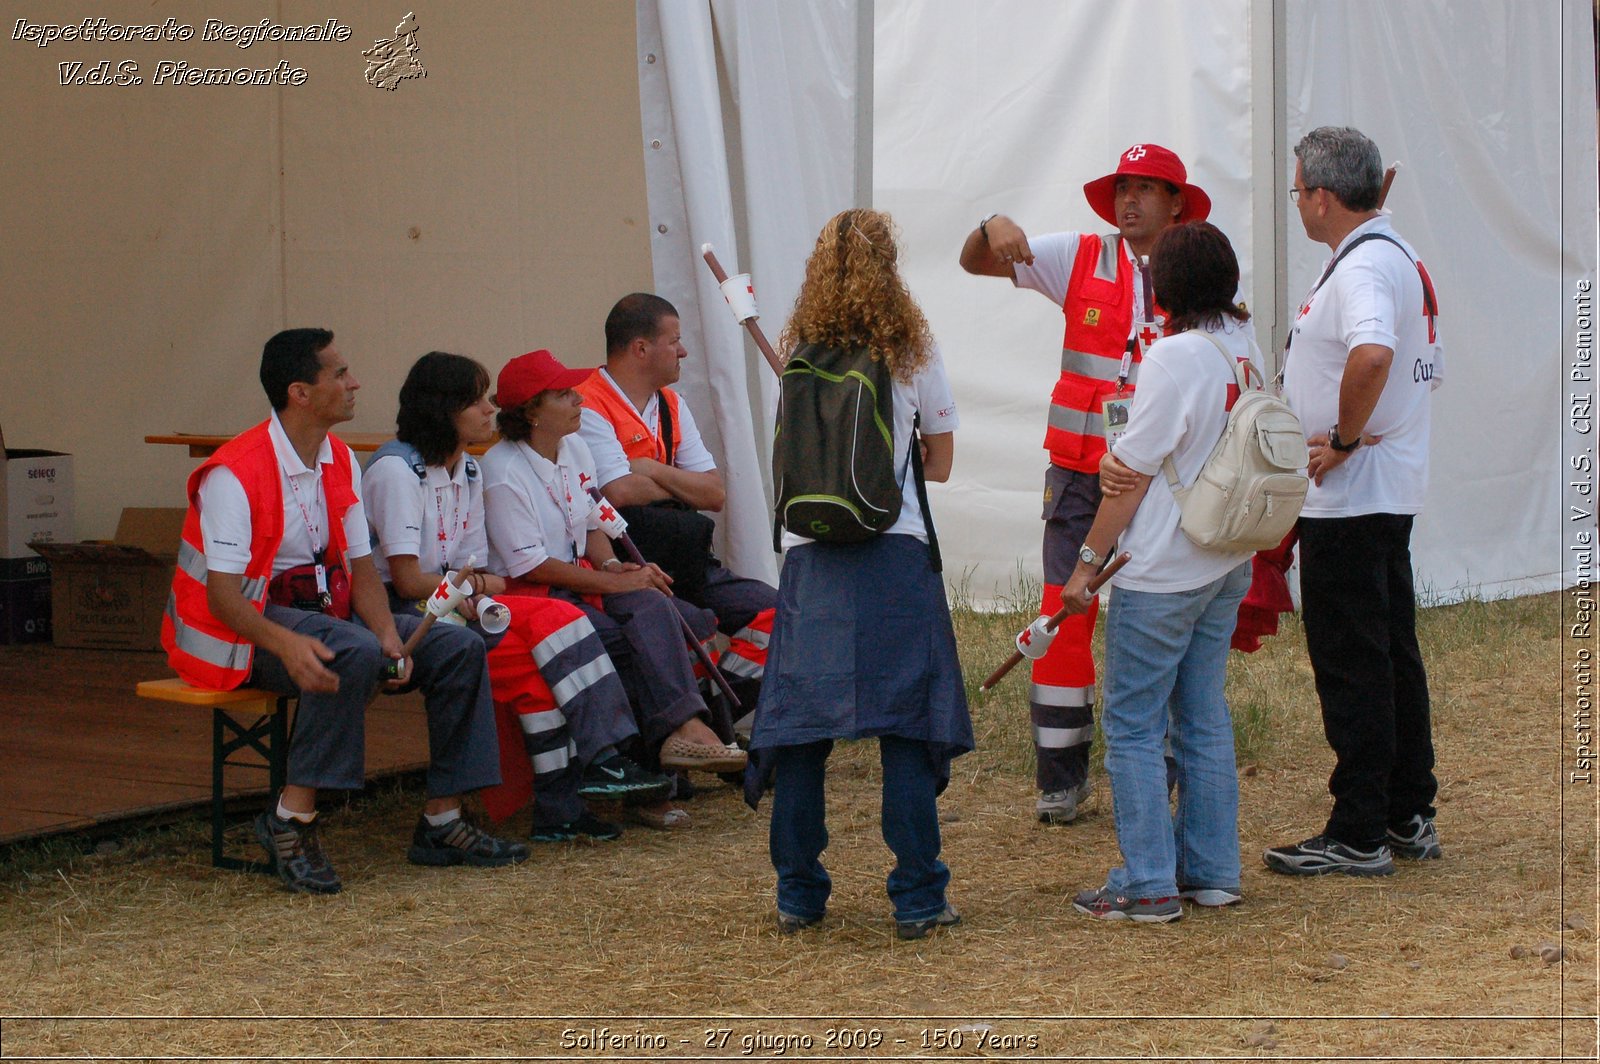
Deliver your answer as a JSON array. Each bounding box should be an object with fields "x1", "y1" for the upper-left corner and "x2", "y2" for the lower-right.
[{"x1": 958, "y1": 144, "x2": 1210, "y2": 827}]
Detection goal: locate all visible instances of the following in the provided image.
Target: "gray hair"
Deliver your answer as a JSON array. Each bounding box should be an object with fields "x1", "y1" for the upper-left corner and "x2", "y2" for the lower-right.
[{"x1": 1294, "y1": 126, "x2": 1383, "y2": 211}]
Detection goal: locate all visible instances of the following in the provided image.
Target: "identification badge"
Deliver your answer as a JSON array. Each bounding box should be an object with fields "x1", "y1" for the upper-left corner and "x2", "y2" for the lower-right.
[{"x1": 1101, "y1": 395, "x2": 1132, "y2": 451}]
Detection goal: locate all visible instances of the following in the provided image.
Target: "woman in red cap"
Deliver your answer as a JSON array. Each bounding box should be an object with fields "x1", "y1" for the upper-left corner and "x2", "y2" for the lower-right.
[
  {"x1": 364, "y1": 351, "x2": 675, "y2": 844},
  {"x1": 479, "y1": 349, "x2": 747, "y2": 817}
]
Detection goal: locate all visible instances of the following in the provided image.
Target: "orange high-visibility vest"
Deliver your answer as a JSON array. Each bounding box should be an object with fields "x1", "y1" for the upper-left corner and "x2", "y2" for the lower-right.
[
  {"x1": 1045, "y1": 234, "x2": 1170, "y2": 473},
  {"x1": 575, "y1": 371, "x2": 682, "y2": 464},
  {"x1": 161, "y1": 421, "x2": 357, "y2": 689}
]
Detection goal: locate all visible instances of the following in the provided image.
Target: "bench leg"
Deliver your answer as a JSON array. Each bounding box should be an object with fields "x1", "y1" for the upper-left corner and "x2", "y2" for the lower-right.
[{"x1": 211, "y1": 706, "x2": 286, "y2": 875}]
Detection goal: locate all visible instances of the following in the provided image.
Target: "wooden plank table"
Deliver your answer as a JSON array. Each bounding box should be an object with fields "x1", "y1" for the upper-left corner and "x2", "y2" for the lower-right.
[{"x1": 145, "y1": 432, "x2": 495, "y2": 458}]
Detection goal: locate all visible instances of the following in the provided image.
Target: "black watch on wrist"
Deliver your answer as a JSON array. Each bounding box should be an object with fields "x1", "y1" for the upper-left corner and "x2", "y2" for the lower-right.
[{"x1": 1328, "y1": 425, "x2": 1362, "y2": 453}]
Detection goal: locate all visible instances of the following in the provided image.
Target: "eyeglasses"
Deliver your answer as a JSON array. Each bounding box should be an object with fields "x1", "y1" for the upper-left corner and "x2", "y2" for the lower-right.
[{"x1": 1289, "y1": 185, "x2": 1322, "y2": 202}]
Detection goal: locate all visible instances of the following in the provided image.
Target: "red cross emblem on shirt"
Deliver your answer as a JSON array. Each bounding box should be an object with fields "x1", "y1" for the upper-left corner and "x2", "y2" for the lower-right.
[{"x1": 578, "y1": 472, "x2": 592, "y2": 488}]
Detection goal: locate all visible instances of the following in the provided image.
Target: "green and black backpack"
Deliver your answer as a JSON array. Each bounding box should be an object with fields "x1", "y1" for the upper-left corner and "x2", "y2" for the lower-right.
[{"x1": 771, "y1": 343, "x2": 940, "y2": 569}]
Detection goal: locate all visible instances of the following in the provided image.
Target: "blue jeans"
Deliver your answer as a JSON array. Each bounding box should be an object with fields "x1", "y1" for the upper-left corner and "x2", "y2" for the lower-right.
[
  {"x1": 768, "y1": 736, "x2": 950, "y2": 923},
  {"x1": 1100, "y1": 563, "x2": 1250, "y2": 898}
]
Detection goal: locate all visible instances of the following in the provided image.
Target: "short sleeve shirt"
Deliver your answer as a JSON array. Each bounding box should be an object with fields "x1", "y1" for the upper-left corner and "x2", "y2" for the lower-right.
[
  {"x1": 362, "y1": 451, "x2": 487, "y2": 584},
  {"x1": 1282, "y1": 216, "x2": 1433, "y2": 517},
  {"x1": 480, "y1": 434, "x2": 604, "y2": 578},
  {"x1": 577, "y1": 369, "x2": 717, "y2": 489},
  {"x1": 196, "y1": 411, "x2": 372, "y2": 577}
]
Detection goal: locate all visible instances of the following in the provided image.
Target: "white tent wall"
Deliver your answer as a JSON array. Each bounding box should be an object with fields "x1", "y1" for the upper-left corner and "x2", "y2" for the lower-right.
[
  {"x1": 873, "y1": 0, "x2": 1261, "y2": 604},
  {"x1": 2, "y1": 2, "x2": 654, "y2": 539},
  {"x1": 637, "y1": 0, "x2": 860, "y2": 584},
  {"x1": 1285, "y1": 0, "x2": 1597, "y2": 601},
  {"x1": 865, "y1": 0, "x2": 1596, "y2": 605}
]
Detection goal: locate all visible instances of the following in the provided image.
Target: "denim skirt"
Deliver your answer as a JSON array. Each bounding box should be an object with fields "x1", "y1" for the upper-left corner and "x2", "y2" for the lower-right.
[{"x1": 744, "y1": 534, "x2": 973, "y2": 803}]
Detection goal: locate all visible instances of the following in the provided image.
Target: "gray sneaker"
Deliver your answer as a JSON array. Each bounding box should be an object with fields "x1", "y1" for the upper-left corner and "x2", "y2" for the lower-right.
[
  {"x1": 1072, "y1": 886, "x2": 1181, "y2": 923},
  {"x1": 1178, "y1": 883, "x2": 1243, "y2": 907},
  {"x1": 1035, "y1": 781, "x2": 1092, "y2": 825},
  {"x1": 1263, "y1": 833, "x2": 1395, "y2": 877},
  {"x1": 896, "y1": 904, "x2": 961, "y2": 940},
  {"x1": 1387, "y1": 815, "x2": 1442, "y2": 860},
  {"x1": 254, "y1": 811, "x2": 342, "y2": 895}
]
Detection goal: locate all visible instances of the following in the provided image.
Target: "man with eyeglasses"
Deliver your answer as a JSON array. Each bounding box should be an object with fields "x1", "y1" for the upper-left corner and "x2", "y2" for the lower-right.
[
  {"x1": 1265, "y1": 126, "x2": 1444, "y2": 879},
  {"x1": 958, "y1": 144, "x2": 1210, "y2": 827}
]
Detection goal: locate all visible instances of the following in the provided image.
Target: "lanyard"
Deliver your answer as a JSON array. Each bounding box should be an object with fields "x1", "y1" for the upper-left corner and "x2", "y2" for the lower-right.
[
  {"x1": 285, "y1": 469, "x2": 332, "y2": 603},
  {"x1": 433, "y1": 478, "x2": 462, "y2": 566},
  {"x1": 519, "y1": 443, "x2": 583, "y2": 561},
  {"x1": 1116, "y1": 258, "x2": 1156, "y2": 395}
]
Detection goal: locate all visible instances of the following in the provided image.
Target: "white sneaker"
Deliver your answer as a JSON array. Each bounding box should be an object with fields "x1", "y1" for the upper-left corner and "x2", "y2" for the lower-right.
[{"x1": 1035, "y1": 781, "x2": 1091, "y2": 824}]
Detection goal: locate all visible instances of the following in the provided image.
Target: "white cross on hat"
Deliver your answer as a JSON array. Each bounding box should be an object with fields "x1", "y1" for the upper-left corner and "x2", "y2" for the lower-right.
[{"x1": 1125, "y1": 145, "x2": 1147, "y2": 161}]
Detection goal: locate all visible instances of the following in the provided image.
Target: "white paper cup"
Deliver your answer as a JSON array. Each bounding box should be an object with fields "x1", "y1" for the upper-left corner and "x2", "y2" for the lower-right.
[
  {"x1": 719, "y1": 273, "x2": 758, "y2": 322},
  {"x1": 477, "y1": 597, "x2": 511, "y2": 635}
]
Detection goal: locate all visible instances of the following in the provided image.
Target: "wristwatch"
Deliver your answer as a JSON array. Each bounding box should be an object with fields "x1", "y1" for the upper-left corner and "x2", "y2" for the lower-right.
[
  {"x1": 1078, "y1": 544, "x2": 1105, "y2": 567},
  {"x1": 1328, "y1": 424, "x2": 1362, "y2": 453}
]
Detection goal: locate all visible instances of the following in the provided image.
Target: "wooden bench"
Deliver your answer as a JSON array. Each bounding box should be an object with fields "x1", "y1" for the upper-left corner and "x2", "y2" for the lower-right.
[{"x1": 135, "y1": 679, "x2": 296, "y2": 874}]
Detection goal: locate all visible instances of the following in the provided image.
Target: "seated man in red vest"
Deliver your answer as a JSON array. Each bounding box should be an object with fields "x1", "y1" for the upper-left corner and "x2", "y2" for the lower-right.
[
  {"x1": 959, "y1": 144, "x2": 1210, "y2": 826},
  {"x1": 575, "y1": 293, "x2": 777, "y2": 734},
  {"x1": 161, "y1": 328, "x2": 526, "y2": 894}
]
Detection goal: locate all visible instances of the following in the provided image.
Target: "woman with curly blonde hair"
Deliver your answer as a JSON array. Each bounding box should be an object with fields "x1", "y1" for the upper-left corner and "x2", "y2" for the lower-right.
[
  {"x1": 778, "y1": 209, "x2": 936, "y2": 382},
  {"x1": 750, "y1": 208, "x2": 973, "y2": 941}
]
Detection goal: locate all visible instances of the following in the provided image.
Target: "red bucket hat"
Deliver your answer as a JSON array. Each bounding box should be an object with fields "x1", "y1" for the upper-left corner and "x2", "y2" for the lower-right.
[
  {"x1": 494, "y1": 350, "x2": 591, "y2": 411},
  {"x1": 1083, "y1": 143, "x2": 1211, "y2": 227}
]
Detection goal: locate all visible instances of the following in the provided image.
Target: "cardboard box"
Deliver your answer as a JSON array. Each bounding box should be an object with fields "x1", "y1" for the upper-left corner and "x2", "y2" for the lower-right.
[
  {"x1": 31, "y1": 508, "x2": 186, "y2": 650},
  {"x1": 3, "y1": 447, "x2": 74, "y2": 558},
  {"x1": 1, "y1": 427, "x2": 73, "y2": 644},
  {"x1": 0, "y1": 554, "x2": 52, "y2": 644}
]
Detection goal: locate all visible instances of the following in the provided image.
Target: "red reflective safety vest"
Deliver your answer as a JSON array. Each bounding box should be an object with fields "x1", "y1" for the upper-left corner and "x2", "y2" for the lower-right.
[
  {"x1": 161, "y1": 421, "x2": 357, "y2": 689},
  {"x1": 574, "y1": 370, "x2": 682, "y2": 464},
  {"x1": 1045, "y1": 234, "x2": 1170, "y2": 473}
]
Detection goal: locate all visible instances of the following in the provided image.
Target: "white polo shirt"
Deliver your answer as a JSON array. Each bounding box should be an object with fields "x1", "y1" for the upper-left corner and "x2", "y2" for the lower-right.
[
  {"x1": 1282, "y1": 216, "x2": 1434, "y2": 517},
  {"x1": 480, "y1": 434, "x2": 604, "y2": 578},
  {"x1": 577, "y1": 368, "x2": 717, "y2": 488},
  {"x1": 196, "y1": 411, "x2": 372, "y2": 577},
  {"x1": 363, "y1": 451, "x2": 487, "y2": 584}
]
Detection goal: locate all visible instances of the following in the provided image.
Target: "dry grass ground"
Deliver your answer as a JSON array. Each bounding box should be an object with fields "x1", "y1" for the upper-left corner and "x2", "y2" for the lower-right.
[{"x1": 0, "y1": 591, "x2": 1593, "y2": 1061}]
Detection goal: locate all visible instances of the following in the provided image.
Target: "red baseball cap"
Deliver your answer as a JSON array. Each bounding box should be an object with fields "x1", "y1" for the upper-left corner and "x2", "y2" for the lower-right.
[
  {"x1": 1083, "y1": 143, "x2": 1211, "y2": 227},
  {"x1": 494, "y1": 350, "x2": 591, "y2": 411}
]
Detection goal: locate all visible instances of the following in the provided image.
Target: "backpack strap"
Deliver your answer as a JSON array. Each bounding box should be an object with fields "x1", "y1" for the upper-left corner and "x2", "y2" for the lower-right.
[
  {"x1": 1285, "y1": 230, "x2": 1437, "y2": 360},
  {"x1": 657, "y1": 390, "x2": 676, "y2": 466},
  {"x1": 1162, "y1": 331, "x2": 1255, "y2": 493},
  {"x1": 909, "y1": 411, "x2": 942, "y2": 573},
  {"x1": 371, "y1": 438, "x2": 427, "y2": 480}
]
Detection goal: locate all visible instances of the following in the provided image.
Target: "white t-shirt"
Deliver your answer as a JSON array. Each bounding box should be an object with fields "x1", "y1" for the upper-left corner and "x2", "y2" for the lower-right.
[
  {"x1": 577, "y1": 369, "x2": 717, "y2": 488},
  {"x1": 1012, "y1": 231, "x2": 1159, "y2": 324},
  {"x1": 362, "y1": 451, "x2": 487, "y2": 585},
  {"x1": 782, "y1": 344, "x2": 961, "y2": 548},
  {"x1": 1283, "y1": 216, "x2": 1434, "y2": 517},
  {"x1": 197, "y1": 411, "x2": 372, "y2": 577},
  {"x1": 1108, "y1": 320, "x2": 1257, "y2": 593},
  {"x1": 480, "y1": 434, "x2": 604, "y2": 578}
]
